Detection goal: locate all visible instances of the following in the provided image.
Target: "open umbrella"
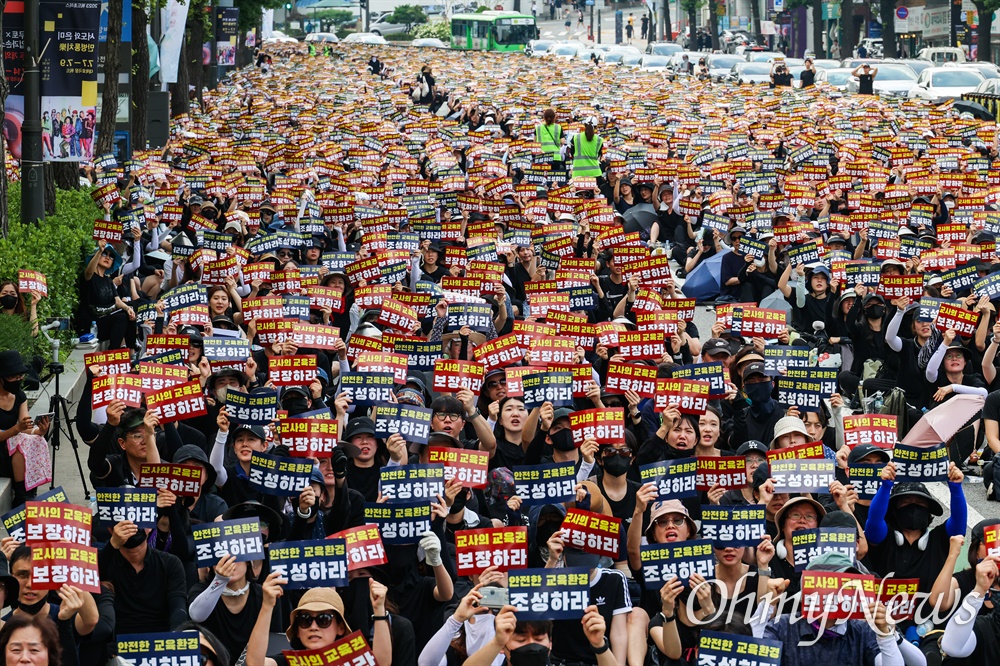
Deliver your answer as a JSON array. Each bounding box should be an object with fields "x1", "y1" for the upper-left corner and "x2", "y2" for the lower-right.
[
  {"x1": 952, "y1": 98, "x2": 996, "y2": 121},
  {"x1": 680, "y1": 250, "x2": 729, "y2": 303},
  {"x1": 900, "y1": 393, "x2": 985, "y2": 447},
  {"x1": 622, "y1": 203, "x2": 659, "y2": 238}
]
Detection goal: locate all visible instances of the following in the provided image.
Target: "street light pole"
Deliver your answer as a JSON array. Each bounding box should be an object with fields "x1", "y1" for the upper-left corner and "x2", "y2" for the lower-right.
[{"x1": 21, "y1": 0, "x2": 45, "y2": 224}]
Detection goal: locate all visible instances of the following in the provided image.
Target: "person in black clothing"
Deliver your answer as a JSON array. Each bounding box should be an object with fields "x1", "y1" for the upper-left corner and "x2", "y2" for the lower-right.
[
  {"x1": 420, "y1": 241, "x2": 451, "y2": 283},
  {"x1": 87, "y1": 404, "x2": 161, "y2": 489},
  {"x1": 83, "y1": 238, "x2": 136, "y2": 349},
  {"x1": 732, "y1": 362, "x2": 783, "y2": 447},
  {"x1": 839, "y1": 285, "x2": 891, "y2": 399},
  {"x1": 939, "y1": 556, "x2": 1000, "y2": 664},
  {"x1": 852, "y1": 63, "x2": 877, "y2": 95},
  {"x1": 342, "y1": 417, "x2": 387, "y2": 502},
  {"x1": 800, "y1": 58, "x2": 816, "y2": 88},
  {"x1": 770, "y1": 61, "x2": 792, "y2": 88}
]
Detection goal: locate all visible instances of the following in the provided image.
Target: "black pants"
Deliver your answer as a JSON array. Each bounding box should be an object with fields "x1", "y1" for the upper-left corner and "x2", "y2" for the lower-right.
[{"x1": 97, "y1": 310, "x2": 135, "y2": 350}]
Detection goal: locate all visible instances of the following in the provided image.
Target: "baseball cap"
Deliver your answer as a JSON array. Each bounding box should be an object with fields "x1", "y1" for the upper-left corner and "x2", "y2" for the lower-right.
[
  {"x1": 702, "y1": 338, "x2": 732, "y2": 358},
  {"x1": 344, "y1": 417, "x2": 376, "y2": 441},
  {"x1": 736, "y1": 440, "x2": 767, "y2": 456},
  {"x1": 741, "y1": 361, "x2": 767, "y2": 381},
  {"x1": 847, "y1": 443, "x2": 891, "y2": 465}
]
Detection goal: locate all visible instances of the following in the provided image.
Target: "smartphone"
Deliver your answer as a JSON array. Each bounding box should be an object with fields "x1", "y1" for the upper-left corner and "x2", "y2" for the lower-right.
[
  {"x1": 46, "y1": 317, "x2": 71, "y2": 331},
  {"x1": 479, "y1": 586, "x2": 509, "y2": 610}
]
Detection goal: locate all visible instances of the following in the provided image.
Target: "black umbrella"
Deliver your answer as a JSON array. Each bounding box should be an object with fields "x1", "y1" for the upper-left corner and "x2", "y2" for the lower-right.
[
  {"x1": 622, "y1": 203, "x2": 659, "y2": 237},
  {"x1": 952, "y1": 98, "x2": 995, "y2": 121}
]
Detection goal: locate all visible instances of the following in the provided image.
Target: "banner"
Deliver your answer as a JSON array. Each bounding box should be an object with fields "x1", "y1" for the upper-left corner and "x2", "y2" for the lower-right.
[
  {"x1": 639, "y1": 459, "x2": 698, "y2": 499},
  {"x1": 792, "y1": 527, "x2": 857, "y2": 572},
  {"x1": 569, "y1": 408, "x2": 624, "y2": 446},
  {"x1": 137, "y1": 463, "x2": 204, "y2": 496},
  {"x1": 363, "y1": 502, "x2": 432, "y2": 545},
  {"x1": 561, "y1": 508, "x2": 621, "y2": 559},
  {"x1": 145, "y1": 381, "x2": 207, "y2": 423},
  {"x1": 373, "y1": 404, "x2": 433, "y2": 445},
  {"x1": 427, "y1": 447, "x2": 489, "y2": 488},
  {"x1": 695, "y1": 457, "x2": 747, "y2": 490},
  {"x1": 248, "y1": 452, "x2": 314, "y2": 496},
  {"x1": 513, "y1": 462, "x2": 577, "y2": 506},
  {"x1": 268, "y1": 539, "x2": 348, "y2": 589},
  {"x1": 669, "y1": 362, "x2": 727, "y2": 397},
  {"x1": 118, "y1": 632, "x2": 200, "y2": 666},
  {"x1": 769, "y1": 459, "x2": 835, "y2": 494},
  {"x1": 280, "y1": 418, "x2": 338, "y2": 458},
  {"x1": 95, "y1": 488, "x2": 157, "y2": 528},
  {"x1": 843, "y1": 414, "x2": 897, "y2": 449},
  {"x1": 24, "y1": 502, "x2": 91, "y2": 546},
  {"x1": 224, "y1": 389, "x2": 277, "y2": 425},
  {"x1": 653, "y1": 378, "x2": 710, "y2": 414},
  {"x1": 640, "y1": 540, "x2": 715, "y2": 586},
  {"x1": 455, "y1": 527, "x2": 528, "y2": 576},
  {"x1": 192, "y1": 518, "x2": 264, "y2": 567},
  {"x1": 379, "y1": 464, "x2": 446, "y2": 502},
  {"x1": 508, "y1": 568, "x2": 589, "y2": 620},
  {"x1": 331, "y1": 524, "x2": 388, "y2": 571},
  {"x1": 521, "y1": 371, "x2": 574, "y2": 409},
  {"x1": 159, "y1": 0, "x2": 189, "y2": 84},
  {"x1": 432, "y1": 359, "x2": 485, "y2": 393},
  {"x1": 892, "y1": 442, "x2": 949, "y2": 482},
  {"x1": 215, "y1": 7, "x2": 239, "y2": 66},
  {"x1": 697, "y1": 632, "x2": 781, "y2": 666},
  {"x1": 700, "y1": 506, "x2": 766, "y2": 547},
  {"x1": 30, "y1": 543, "x2": 100, "y2": 593},
  {"x1": 269, "y1": 355, "x2": 318, "y2": 387}
]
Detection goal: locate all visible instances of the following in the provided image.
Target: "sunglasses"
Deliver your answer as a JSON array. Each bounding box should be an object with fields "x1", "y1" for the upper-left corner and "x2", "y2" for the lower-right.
[
  {"x1": 600, "y1": 446, "x2": 633, "y2": 458},
  {"x1": 485, "y1": 380, "x2": 503, "y2": 389},
  {"x1": 295, "y1": 612, "x2": 336, "y2": 629}
]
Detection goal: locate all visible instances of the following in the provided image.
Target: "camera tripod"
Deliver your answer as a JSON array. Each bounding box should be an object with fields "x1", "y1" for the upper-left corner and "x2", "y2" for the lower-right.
[{"x1": 40, "y1": 323, "x2": 91, "y2": 500}]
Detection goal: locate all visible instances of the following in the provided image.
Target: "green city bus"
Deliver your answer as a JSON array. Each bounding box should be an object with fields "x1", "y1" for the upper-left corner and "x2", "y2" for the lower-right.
[{"x1": 450, "y1": 11, "x2": 538, "y2": 52}]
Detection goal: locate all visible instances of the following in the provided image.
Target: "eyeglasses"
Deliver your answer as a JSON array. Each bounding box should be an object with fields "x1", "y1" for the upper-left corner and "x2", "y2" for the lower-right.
[
  {"x1": 434, "y1": 412, "x2": 464, "y2": 422},
  {"x1": 200, "y1": 648, "x2": 218, "y2": 666},
  {"x1": 787, "y1": 512, "x2": 818, "y2": 525},
  {"x1": 655, "y1": 516, "x2": 687, "y2": 528},
  {"x1": 944, "y1": 352, "x2": 966, "y2": 360},
  {"x1": 600, "y1": 446, "x2": 633, "y2": 458},
  {"x1": 295, "y1": 612, "x2": 336, "y2": 629}
]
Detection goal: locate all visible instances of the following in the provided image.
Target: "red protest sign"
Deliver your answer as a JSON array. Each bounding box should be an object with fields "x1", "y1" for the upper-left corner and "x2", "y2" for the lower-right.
[
  {"x1": 801, "y1": 571, "x2": 878, "y2": 621},
  {"x1": 653, "y1": 378, "x2": 711, "y2": 414},
  {"x1": 618, "y1": 331, "x2": 666, "y2": 361},
  {"x1": 17, "y1": 270, "x2": 47, "y2": 297},
  {"x1": 843, "y1": 414, "x2": 897, "y2": 449},
  {"x1": 145, "y1": 381, "x2": 207, "y2": 423},
  {"x1": 91, "y1": 183, "x2": 121, "y2": 208},
  {"x1": 280, "y1": 419, "x2": 338, "y2": 458},
  {"x1": 255, "y1": 319, "x2": 296, "y2": 345},
  {"x1": 347, "y1": 334, "x2": 383, "y2": 362},
  {"x1": 356, "y1": 352, "x2": 408, "y2": 385},
  {"x1": 935, "y1": 303, "x2": 979, "y2": 338},
  {"x1": 561, "y1": 508, "x2": 621, "y2": 559},
  {"x1": 878, "y1": 274, "x2": 923, "y2": 300},
  {"x1": 270, "y1": 269, "x2": 301, "y2": 295},
  {"x1": 377, "y1": 299, "x2": 420, "y2": 332},
  {"x1": 171, "y1": 304, "x2": 211, "y2": 328},
  {"x1": 474, "y1": 333, "x2": 526, "y2": 369},
  {"x1": 528, "y1": 335, "x2": 577, "y2": 365},
  {"x1": 354, "y1": 283, "x2": 392, "y2": 309},
  {"x1": 984, "y1": 524, "x2": 1000, "y2": 558},
  {"x1": 137, "y1": 463, "x2": 205, "y2": 496},
  {"x1": 432, "y1": 359, "x2": 485, "y2": 394},
  {"x1": 269, "y1": 355, "x2": 318, "y2": 386},
  {"x1": 145, "y1": 334, "x2": 190, "y2": 362},
  {"x1": 91, "y1": 374, "x2": 144, "y2": 409},
  {"x1": 732, "y1": 306, "x2": 787, "y2": 339},
  {"x1": 304, "y1": 286, "x2": 345, "y2": 314},
  {"x1": 604, "y1": 361, "x2": 657, "y2": 397},
  {"x1": 30, "y1": 543, "x2": 101, "y2": 593},
  {"x1": 85, "y1": 349, "x2": 132, "y2": 375},
  {"x1": 880, "y1": 578, "x2": 920, "y2": 620},
  {"x1": 503, "y1": 366, "x2": 536, "y2": 398},
  {"x1": 569, "y1": 408, "x2": 625, "y2": 446},
  {"x1": 696, "y1": 457, "x2": 748, "y2": 491},
  {"x1": 243, "y1": 296, "x2": 285, "y2": 321},
  {"x1": 428, "y1": 446, "x2": 489, "y2": 488},
  {"x1": 92, "y1": 219, "x2": 121, "y2": 243},
  {"x1": 24, "y1": 502, "x2": 92, "y2": 546},
  {"x1": 455, "y1": 527, "x2": 529, "y2": 576},
  {"x1": 331, "y1": 524, "x2": 388, "y2": 571},
  {"x1": 136, "y1": 362, "x2": 190, "y2": 392},
  {"x1": 767, "y1": 441, "x2": 827, "y2": 463},
  {"x1": 282, "y1": 631, "x2": 376, "y2": 666},
  {"x1": 291, "y1": 323, "x2": 342, "y2": 350}
]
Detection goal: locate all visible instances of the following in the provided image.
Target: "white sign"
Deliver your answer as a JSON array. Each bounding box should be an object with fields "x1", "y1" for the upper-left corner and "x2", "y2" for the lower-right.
[
  {"x1": 895, "y1": 5, "x2": 923, "y2": 33},
  {"x1": 922, "y1": 5, "x2": 950, "y2": 38}
]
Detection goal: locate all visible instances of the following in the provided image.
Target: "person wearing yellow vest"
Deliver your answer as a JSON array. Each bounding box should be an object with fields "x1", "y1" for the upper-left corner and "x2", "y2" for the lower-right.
[
  {"x1": 535, "y1": 108, "x2": 564, "y2": 171},
  {"x1": 571, "y1": 117, "x2": 603, "y2": 180}
]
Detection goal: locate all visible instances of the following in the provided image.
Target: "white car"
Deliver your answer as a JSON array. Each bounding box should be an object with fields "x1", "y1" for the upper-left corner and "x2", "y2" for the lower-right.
[
  {"x1": 264, "y1": 35, "x2": 298, "y2": 44},
  {"x1": 411, "y1": 38, "x2": 447, "y2": 48},
  {"x1": 974, "y1": 78, "x2": 1000, "y2": 95},
  {"x1": 342, "y1": 32, "x2": 388, "y2": 44},
  {"x1": 917, "y1": 47, "x2": 966, "y2": 64},
  {"x1": 846, "y1": 63, "x2": 917, "y2": 96},
  {"x1": 811, "y1": 59, "x2": 841, "y2": 70},
  {"x1": 369, "y1": 15, "x2": 408, "y2": 35},
  {"x1": 305, "y1": 32, "x2": 339, "y2": 43},
  {"x1": 815, "y1": 67, "x2": 854, "y2": 91},
  {"x1": 525, "y1": 39, "x2": 555, "y2": 56},
  {"x1": 547, "y1": 43, "x2": 581, "y2": 60},
  {"x1": 944, "y1": 61, "x2": 1000, "y2": 80},
  {"x1": 705, "y1": 54, "x2": 743, "y2": 80},
  {"x1": 729, "y1": 61, "x2": 772, "y2": 84},
  {"x1": 908, "y1": 67, "x2": 985, "y2": 101},
  {"x1": 640, "y1": 55, "x2": 672, "y2": 71},
  {"x1": 745, "y1": 50, "x2": 783, "y2": 62}
]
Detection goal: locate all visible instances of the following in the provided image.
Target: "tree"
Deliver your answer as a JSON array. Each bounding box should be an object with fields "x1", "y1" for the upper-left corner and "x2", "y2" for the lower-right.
[
  {"x1": 811, "y1": 0, "x2": 824, "y2": 57},
  {"x1": 661, "y1": 0, "x2": 672, "y2": 40},
  {"x1": 96, "y1": 0, "x2": 123, "y2": 156},
  {"x1": 388, "y1": 4, "x2": 427, "y2": 32},
  {"x1": 879, "y1": 0, "x2": 897, "y2": 58},
  {"x1": 132, "y1": 0, "x2": 150, "y2": 151},
  {"x1": 680, "y1": 0, "x2": 701, "y2": 44},
  {"x1": 840, "y1": 1, "x2": 859, "y2": 57},
  {"x1": 707, "y1": 0, "x2": 719, "y2": 50},
  {"x1": 0, "y1": 0, "x2": 8, "y2": 237},
  {"x1": 750, "y1": 0, "x2": 762, "y2": 44},
  {"x1": 974, "y1": 0, "x2": 1000, "y2": 62}
]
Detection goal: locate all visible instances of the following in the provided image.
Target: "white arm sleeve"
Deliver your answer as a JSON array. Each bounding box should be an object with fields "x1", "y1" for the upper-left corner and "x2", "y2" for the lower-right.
[
  {"x1": 210, "y1": 429, "x2": 229, "y2": 487},
  {"x1": 188, "y1": 573, "x2": 230, "y2": 622},
  {"x1": 885, "y1": 310, "x2": 904, "y2": 353},
  {"x1": 939, "y1": 592, "x2": 983, "y2": 658},
  {"x1": 417, "y1": 615, "x2": 461, "y2": 666}
]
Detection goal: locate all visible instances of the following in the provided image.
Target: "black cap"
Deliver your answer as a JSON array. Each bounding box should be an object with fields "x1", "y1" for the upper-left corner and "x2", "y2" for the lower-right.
[
  {"x1": 233, "y1": 423, "x2": 266, "y2": 441},
  {"x1": 847, "y1": 443, "x2": 891, "y2": 465},
  {"x1": 820, "y1": 510, "x2": 857, "y2": 530},
  {"x1": 344, "y1": 417, "x2": 376, "y2": 441},
  {"x1": 737, "y1": 440, "x2": 767, "y2": 456},
  {"x1": 702, "y1": 338, "x2": 732, "y2": 358},
  {"x1": 890, "y1": 482, "x2": 943, "y2": 516},
  {"x1": 741, "y1": 361, "x2": 767, "y2": 381},
  {"x1": 971, "y1": 518, "x2": 998, "y2": 544},
  {"x1": 173, "y1": 444, "x2": 218, "y2": 489}
]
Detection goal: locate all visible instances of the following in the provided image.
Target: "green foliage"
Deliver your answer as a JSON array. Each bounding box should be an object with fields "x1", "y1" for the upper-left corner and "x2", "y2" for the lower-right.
[
  {"x1": 236, "y1": 0, "x2": 286, "y2": 33},
  {"x1": 310, "y1": 9, "x2": 356, "y2": 25},
  {"x1": 413, "y1": 20, "x2": 451, "y2": 40},
  {"x1": 475, "y1": 5, "x2": 489, "y2": 11},
  {"x1": 384, "y1": 32, "x2": 412, "y2": 40},
  {"x1": 0, "y1": 314, "x2": 46, "y2": 362},
  {"x1": 679, "y1": 0, "x2": 703, "y2": 11},
  {"x1": 389, "y1": 4, "x2": 428, "y2": 30},
  {"x1": 0, "y1": 184, "x2": 98, "y2": 359}
]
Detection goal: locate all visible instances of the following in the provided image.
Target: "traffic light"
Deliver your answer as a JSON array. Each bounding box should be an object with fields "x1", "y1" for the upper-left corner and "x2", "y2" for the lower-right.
[{"x1": 284, "y1": 2, "x2": 291, "y2": 9}]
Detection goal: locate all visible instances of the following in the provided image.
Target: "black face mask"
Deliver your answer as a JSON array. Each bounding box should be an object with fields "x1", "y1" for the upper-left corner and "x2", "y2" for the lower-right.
[
  {"x1": 284, "y1": 398, "x2": 310, "y2": 416},
  {"x1": 549, "y1": 429, "x2": 576, "y2": 452},
  {"x1": 895, "y1": 504, "x2": 932, "y2": 532},
  {"x1": 0, "y1": 295, "x2": 18, "y2": 310},
  {"x1": 17, "y1": 597, "x2": 47, "y2": 615},
  {"x1": 203, "y1": 209, "x2": 218, "y2": 220},
  {"x1": 3, "y1": 379, "x2": 21, "y2": 394},
  {"x1": 123, "y1": 530, "x2": 148, "y2": 549},
  {"x1": 508, "y1": 643, "x2": 550, "y2": 666},
  {"x1": 865, "y1": 305, "x2": 885, "y2": 320},
  {"x1": 602, "y1": 455, "x2": 631, "y2": 477}
]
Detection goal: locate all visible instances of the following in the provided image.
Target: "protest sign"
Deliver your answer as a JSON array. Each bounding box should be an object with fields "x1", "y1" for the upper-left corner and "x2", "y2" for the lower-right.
[
  {"x1": 848, "y1": 464, "x2": 885, "y2": 500},
  {"x1": 225, "y1": 389, "x2": 278, "y2": 426},
  {"x1": 700, "y1": 506, "x2": 766, "y2": 547},
  {"x1": 695, "y1": 457, "x2": 747, "y2": 491},
  {"x1": 192, "y1": 518, "x2": 264, "y2": 567},
  {"x1": 455, "y1": 527, "x2": 529, "y2": 576},
  {"x1": 427, "y1": 447, "x2": 489, "y2": 488},
  {"x1": 769, "y1": 459, "x2": 836, "y2": 494},
  {"x1": 95, "y1": 488, "x2": 158, "y2": 528},
  {"x1": 145, "y1": 381, "x2": 207, "y2": 423},
  {"x1": 432, "y1": 359, "x2": 485, "y2": 393},
  {"x1": 640, "y1": 540, "x2": 715, "y2": 586},
  {"x1": 117, "y1": 632, "x2": 201, "y2": 666},
  {"x1": 364, "y1": 502, "x2": 432, "y2": 545},
  {"x1": 569, "y1": 408, "x2": 624, "y2": 446},
  {"x1": 513, "y1": 462, "x2": 577, "y2": 506},
  {"x1": 639, "y1": 459, "x2": 698, "y2": 500},
  {"x1": 268, "y1": 355, "x2": 318, "y2": 386},
  {"x1": 339, "y1": 371, "x2": 395, "y2": 406},
  {"x1": 24, "y1": 502, "x2": 91, "y2": 546},
  {"x1": 379, "y1": 464, "x2": 446, "y2": 502},
  {"x1": 792, "y1": 527, "x2": 857, "y2": 572},
  {"x1": 669, "y1": 362, "x2": 727, "y2": 397},
  {"x1": 697, "y1": 632, "x2": 781, "y2": 666},
  {"x1": 2, "y1": 487, "x2": 67, "y2": 541},
  {"x1": 653, "y1": 378, "x2": 710, "y2": 414},
  {"x1": 248, "y1": 452, "x2": 314, "y2": 496},
  {"x1": 30, "y1": 543, "x2": 100, "y2": 593},
  {"x1": 268, "y1": 539, "x2": 349, "y2": 589},
  {"x1": 561, "y1": 508, "x2": 621, "y2": 559},
  {"x1": 508, "y1": 568, "x2": 589, "y2": 620},
  {"x1": 282, "y1": 631, "x2": 376, "y2": 666},
  {"x1": 137, "y1": 463, "x2": 205, "y2": 497},
  {"x1": 331, "y1": 524, "x2": 388, "y2": 571},
  {"x1": 373, "y1": 404, "x2": 433, "y2": 445},
  {"x1": 892, "y1": 442, "x2": 950, "y2": 482},
  {"x1": 843, "y1": 414, "x2": 897, "y2": 449},
  {"x1": 521, "y1": 371, "x2": 574, "y2": 409}
]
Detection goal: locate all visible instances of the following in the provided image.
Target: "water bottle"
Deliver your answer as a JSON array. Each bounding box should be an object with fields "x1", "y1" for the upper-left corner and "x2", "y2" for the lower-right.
[{"x1": 90, "y1": 321, "x2": 98, "y2": 338}]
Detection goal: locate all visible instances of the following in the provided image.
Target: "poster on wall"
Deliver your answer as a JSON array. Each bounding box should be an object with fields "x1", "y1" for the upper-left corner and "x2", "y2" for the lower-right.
[{"x1": 215, "y1": 8, "x2": 239, "y2": 66}]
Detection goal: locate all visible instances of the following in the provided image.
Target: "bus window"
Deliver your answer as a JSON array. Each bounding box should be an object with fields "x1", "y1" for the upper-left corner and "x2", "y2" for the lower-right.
[
  {"x1": 476, "y1": 21, "x2": 490, "y2": 39},
  {"x1": 493, "y1": 19, "x2": 535, "y2": 46},
  {"x1": 452, "y1": 20, "x2": 465, "y2": 36}
]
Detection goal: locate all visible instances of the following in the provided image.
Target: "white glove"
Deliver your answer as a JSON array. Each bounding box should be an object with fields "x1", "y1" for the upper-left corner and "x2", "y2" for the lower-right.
[{"x1": 420, "y1": 531, "x2": 443, "y2": 568}]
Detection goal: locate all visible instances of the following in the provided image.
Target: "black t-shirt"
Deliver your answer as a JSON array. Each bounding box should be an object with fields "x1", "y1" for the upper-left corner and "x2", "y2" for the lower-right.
[
  {"x1": 773, "y1": 72, "x2": 792, "y2": 87},
  {"x1": 551, "y1": 568, "x2": 631, "y2": 664},
  {"x1": 858, "y1": 73, "x2": 875, "y2": 94},
  {"x1": 599, "y1": 275, "x2": 628, "y2": 313},
  {"x1": 0, "y1": 391, "x2": 26, "y2": 476},
  {"x1": 188, "y1": 581, "x2": 280, "y2": 660},
  {"x1": 490, "y1": 436, "x2": 526, "y2": 471},
  {"x1": 421, "y1": 264, "x2": 450, "y2": 283},
  {"x1": 985, "y1": 390, "x2": 1000, "y2": 424},
  {"x1": 88, "y1": 273, "x2": 118, "y2": 309},
  {"x1": 346, "y1": 461, "x2": 381, "y2": 502},
  {"x1": 864, "y1": 523, "x2": 951, "y2": 590},
  {"x1": 800, "y1": 69, "x2": 816, "y2": 88}
]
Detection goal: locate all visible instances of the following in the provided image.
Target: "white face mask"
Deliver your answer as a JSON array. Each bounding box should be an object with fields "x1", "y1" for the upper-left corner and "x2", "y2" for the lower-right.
[
  {"x1": 659, "y1": 201, "x2": 670, "y2": 212},
  {"x1": 945, "y1": 201, "x2": 955, "y2": 210}
]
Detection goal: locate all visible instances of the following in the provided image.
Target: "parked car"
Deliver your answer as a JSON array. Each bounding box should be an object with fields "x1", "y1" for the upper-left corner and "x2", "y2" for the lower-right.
[
  {"x1": 640, "y1": 55, "x2": 672, "y2": 71},
  {"x1": 944, "y1": 61, "x2": 1000, "y2": 80},
  {"x1": 745, "y1": 50, "x2": 783, "y2": 62},
  {"x1": 909, "y1": 67, "x2": 984, "y2": 101},
  {"x1": 705, "y1": 53, "x2": 744, "y2": 79},
  {"x1": 841, "y1": 57, "x2": 882, "y2": 69},
  {"x1": 729, "y1": 61, "x2": 773, "y2": 84},
  {"x1": 917, "y1": 47, "x2": 966, "y2": 64},
  {"x1": 896, "y1": 59, "x2": 934, "y2": 76},
  {"x1": 525, "y1": 39, "x2": 555, "y2": 56},
  {"x1": 369, "y1": 15, "x2": 408, "y2": 35},
  {"x1": 411, "y1": 38, "x2": 447, "y2": 48},
  {"x1": 342, "y1": 32, "x2": 388, "y2": 44},
  {"x1": 855, "y1": 37, "x2": 883, "y2": 58},
  {"x1": 845, "y1": 63, "x2": 916, "y2": 96},
  {"x1": 645, "y1": 42, "x2": 683, "y2": 56},
  {"x1": 815, "y1": 67, "x2": 855, "y2": 91},
  {"x1": 548, "y1": 43, "x2": 581, "y2": 60},
  {"x1": 811, "y1": 58, "x2": 841, "y2": 70},
  {"x1": 305, "y1": 32, "x2": 339, "y2": 43},
  {"x1": 974, "y1": 78, "x2": 1000, "y2": 95}
]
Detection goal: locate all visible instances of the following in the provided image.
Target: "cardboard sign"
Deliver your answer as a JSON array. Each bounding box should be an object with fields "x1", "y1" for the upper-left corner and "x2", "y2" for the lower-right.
[
  {"x1": 696, "y1": 456, "x2": 747, "y2": 491},
  {"x1": 225, "y1": 389, "x2": 278, "y2": 426},
  {"x1": 569, "y1": 408, "x2": 624, "y2": 446},
  {"x1": 331, "y1": 524, "x2": 388, "y2": 571},
  {"x1": 776, "y1": 374, "x2": 829, "y2": 412},
  {"x1": 91, "y1": 374, "x2": 144, "y2": 409},
  {"x1": 18, "y1": 270, "x2": 47, "y2": 297},
  {"x1": 769, "y1": 459, "x2": 836, "y2": 494},
  {"x1": 93, "y1": 218, "x2": 122, "y2": 242},
  {"x1": 697, "y1": 632, "x2": 781, "y2": 666},
  {"x1": 95, "y1": 488, "x2": 158, "y2": 528},
  {"x1": 731, "y1": 306, "x2": 787, "y2": 339},
  {"x1": 521, "y1": 371, "x2": 574, "y2": 409},
  {"x1": 762, "y1": 346, "x2": 811, "y2": 375},
  {"x1": 24, "y1": 502, "x2": 92, "y2": 546},
  {"x1": 269, "y1": 538, "x2": 349, "y2": 589},
  {"x1": 843, "y1": 414, "x2": 897, "y2": 449},
  {"x1": 878, "y1": 274, "x2": 923, "y2": 299},
  {"x1": 508, "y1": 568, "x2": 589, "y2": 620},
  {"x1": 363, "y1": 502, "x2": 432, "y2": 545},
  {"x1": 117, "y1": 632, "x2": 201, "y2": 666},
  {"x1": 427, "y1": 446, "x2": 489, "y2": 488},
  {"x1": 248, "y1": 452, "x2": 314, "y2": 497},
  {"x1": 282, "y1": 631, "x2": 377, "y2": 666},
  {"x1": 561, "y1": 508, "x2": 621, "y2": 559},
  {"x1": 268, "y1": 355, "x2": 318, "y2": 386},
  {"x1": 983, "y1": 524, "x2": 1000, "y2": 558},
  {"x1": 30, "y1": 543, "x2": 100, "y2": 593},
  {"x1": 2, "y1": 487, "x2": 67, "y2": 541},
  {"x1": 379, "y1": 464, "x2": 446, "y2": 503},
  {"x1": 618, "y1": 331, "x2": 666, "y2": 361},
  {"x1": 891, "y1": 442, "x2": 949, "y2": 482},
  {"x1": 137, "y1": 463, "x2": 205, "y2": 497},
  {"x1": 513, "y1": 461, "x2": 577, "y2": 506},
  {"x1": 373, "y1": 404, "x2": 433, "y2": 445},
  {"x1": 280, "y1": 418, "x2": 338, "y2": 458},
  {"x1": 192, "y1": 518, "x2": 264, "y2": 567},
  {"x1": 455, "y1": 527, "x2": 529, "y2": 576},
  {"x1": 848, "y1": 463, "x2": 885, "y2": 500},
  {"x1": 639, "y1": 459, "x2": 698, "y2": 499},
  {"x1": 653, "y1": 378, "x2": 710, "y2": 414},
  {"x1": 136, "y1": 362, "x2": 189, "y2": 393},
  {"x1": 145, "y1": 381, "x2": 207, "y2": 423},
  {"x1": 792, "y1": 527, "x2": 857, "y2": 572},
  {"x1": 202, "y1": 337, "x2": 251, "y2": 364},
  {"x1": 432, "y1": 359, "x2": 486, "y2": 394},
  {"x1": 640, "y1": 539, "x2": 715, "y2": 586},
  {"x1": 700, "y1": 506, "x2": 766, "y2": 547}
]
